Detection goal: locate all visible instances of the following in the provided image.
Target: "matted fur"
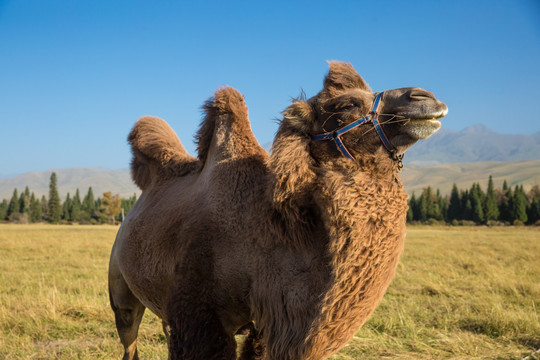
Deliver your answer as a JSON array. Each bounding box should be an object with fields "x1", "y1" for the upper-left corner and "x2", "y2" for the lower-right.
[{"x1": 109, "y1": 61, "x2": 447, "y2": 360}]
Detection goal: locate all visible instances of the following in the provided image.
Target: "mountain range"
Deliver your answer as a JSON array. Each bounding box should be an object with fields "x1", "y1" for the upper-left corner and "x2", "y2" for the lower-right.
[
  {"x1": 400, "y1": 160, "x2": 540, "y2": 195},
  {"x1": 1, "y1": 124, "x2": 539, "y2": 200},
  {"x1": 404, "y1": 124, "x2": 540, "y2": 165}
]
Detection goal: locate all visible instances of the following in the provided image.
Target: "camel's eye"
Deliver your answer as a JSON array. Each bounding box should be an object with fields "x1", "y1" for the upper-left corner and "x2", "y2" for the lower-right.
[{"x1": 340, "y1": 104, "x2": 357, "y2": 111}]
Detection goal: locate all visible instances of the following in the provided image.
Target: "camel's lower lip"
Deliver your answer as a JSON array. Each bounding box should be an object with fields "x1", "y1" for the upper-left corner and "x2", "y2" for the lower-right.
[{"x1": 402, "y1": 119, "x2": 441, "y2": 139}]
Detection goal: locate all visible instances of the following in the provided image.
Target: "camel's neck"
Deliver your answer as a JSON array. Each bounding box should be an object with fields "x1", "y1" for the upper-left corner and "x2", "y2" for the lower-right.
[
  {"x1": 314, "y1": 158, "x2": 408, "y2": 254},
  {"x1": 313, "y1": 157, "x2": 408, "y2": 267},
  {"x1": 263, "y1": 143, "x2": 409, "y2": 359},
  {"x1": 301, "y1": 160, "x2": 408, "y2": 359}
]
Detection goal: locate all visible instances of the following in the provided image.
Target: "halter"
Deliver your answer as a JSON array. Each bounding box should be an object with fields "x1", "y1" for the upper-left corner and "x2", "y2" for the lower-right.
[{"x1": 311, "y1": 92, "x2": 395, "y2": 161}]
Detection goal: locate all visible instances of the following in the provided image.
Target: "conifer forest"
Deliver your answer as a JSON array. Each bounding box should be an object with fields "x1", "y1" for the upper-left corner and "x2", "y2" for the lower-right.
[{"x1": 1, "y1": 173, "x2": 539, "y2": 226}]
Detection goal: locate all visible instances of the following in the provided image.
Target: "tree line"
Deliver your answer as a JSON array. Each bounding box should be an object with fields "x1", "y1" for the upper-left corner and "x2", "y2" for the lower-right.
[
  {"x1": 0, "y1": 172, "x2": 137, "y2": 224},
  {"x1": 408, "y1": 176, "x2": 540, "y2": 225},
  {"x1": 1, "y1": 172, "x2": 539, "y2": 226}
]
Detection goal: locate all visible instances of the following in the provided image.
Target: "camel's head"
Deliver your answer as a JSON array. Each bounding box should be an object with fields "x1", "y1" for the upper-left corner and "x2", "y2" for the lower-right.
[{"x1": 282, "y1": 61, "x2": 448, "y2": 163}]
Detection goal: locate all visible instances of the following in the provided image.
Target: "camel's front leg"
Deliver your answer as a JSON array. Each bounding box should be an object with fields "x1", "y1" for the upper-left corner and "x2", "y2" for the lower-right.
[{"x1": 108, "y1": 264, "x2": 146, "y2": 360}]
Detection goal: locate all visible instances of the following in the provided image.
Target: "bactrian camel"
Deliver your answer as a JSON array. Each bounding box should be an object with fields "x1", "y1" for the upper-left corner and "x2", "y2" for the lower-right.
[{"x1": 108, "y1": 61, "x2": 448, "y2": 360}]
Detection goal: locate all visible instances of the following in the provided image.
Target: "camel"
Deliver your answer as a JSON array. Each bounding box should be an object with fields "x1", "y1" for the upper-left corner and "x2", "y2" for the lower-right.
[{"x1": 108, "y1": 61, "x2": 448, "y2": 360}]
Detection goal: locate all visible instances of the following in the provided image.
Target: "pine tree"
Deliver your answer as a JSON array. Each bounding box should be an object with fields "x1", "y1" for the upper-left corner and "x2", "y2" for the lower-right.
[
  {"x1": 435, "y1": 189, "x2": 448, "y2": 220},
  {"x1": 461, "y1": 190, "x2": 470, "y2": 220},
  {"x1": 501, "y1": 185, "x2": 513, "y2": 223},
  {"x1": 41, "y1": 195, "x2": 48, "y2": 221},
  {"x1": 484, "y1": 175, "x2": 499, "y2": 222},
  {"x1": 421, "y1": 187, "x2": 442, "y2": 220},
  {"x1": 418, "y1": 192, "x2": 428, "y2": 222},
  {"x1": 512, "y1": 185, "x2": 528, "y2": 224},
  {"x1": 464, "y1": 197, "x2": 473, "y2": 221},
  {"x1": 95, "y1": 197, "x2": 103, "y2": 221},
  {"x1": 63, "y1": 192, "x2": 72, "y2": 221},
  {"x1": 7, "y1": 188, "x2": 19, "y2": 218},
  {"x1": 19, "y1": 192, "x2": 27, "y2": 213},
  {"x1": 83, "y1": 187, "x2": 96, "y2": 215},
  {"x1": 471, "y1": 192, "x2": 484, "y2": 224},
  {"x1": 470, "y1": 183, "x2": 485, "y2": 224},
  {"x1": 409, "y1": 193, "x2": 418, "y2": 221},
  {"x1": 48, "y1": 172, "x2": 61, "y2": 223},
  {"x1": 474, "y1": 182, "x2": 485, "y2": 202},
  {"x1": 29, "y1": 193, "x2": 42, "y2": 223},
  {"x1": 424, "y1": 187, "x2": 434, "y2": 219},
  {"x1": 447, "y1": 184, "x2": 461, "y2": 221},
  {"x1": 19, "y1": 186, "x2": 31, "y2": 213},
  {"x1": 436, "y1": 189, "x2": 447, "y2": 220},
  {"x1": 71, "y1": 189, "x2": 82, "y2": 222},
  {"x1": 18, "y1": 192, "x2": 26, "y2": 213},
  {"x1": 0, "y1": 199, "x2": 8, "y2": 220},
  {"x1": 425, "y1": 188, "x2": 432, "y2": 219}
]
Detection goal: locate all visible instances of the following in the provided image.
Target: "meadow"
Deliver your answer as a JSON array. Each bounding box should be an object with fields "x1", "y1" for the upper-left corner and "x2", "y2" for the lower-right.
[{"x1": 0, "y1": 224, "x2": 538, "y2": 359}]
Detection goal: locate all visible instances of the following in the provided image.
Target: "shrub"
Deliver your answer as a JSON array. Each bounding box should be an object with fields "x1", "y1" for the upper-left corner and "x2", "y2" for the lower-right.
[
  {"x1": 427, "y1": 218, "x2": 446, "y2": 226},
  {"x1": 10, "y1": 212, "x2": 29, "y2": 224}
]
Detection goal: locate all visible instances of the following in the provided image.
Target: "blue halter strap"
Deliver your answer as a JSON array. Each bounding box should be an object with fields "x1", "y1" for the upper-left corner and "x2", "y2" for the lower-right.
[{"x1": 311, "y1": 92, "x2": 394, "y2": 160}]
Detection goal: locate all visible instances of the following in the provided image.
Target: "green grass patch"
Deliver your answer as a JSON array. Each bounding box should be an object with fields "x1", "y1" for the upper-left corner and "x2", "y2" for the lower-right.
[{"x1": 0, "y1": 224, "x2": 538, "y2": 359}]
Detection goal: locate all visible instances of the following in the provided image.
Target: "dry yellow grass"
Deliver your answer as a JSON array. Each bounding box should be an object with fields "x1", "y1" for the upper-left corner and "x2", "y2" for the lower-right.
[
  {"x1": 330, "y1": 226, "x2": 540, "y2": 360},
  {"x1": 0, "y1": 224, "x2": 167, "y2": 359},
  {"x1": 0, "y1": 224, "x2": 538, "y2": 359}
]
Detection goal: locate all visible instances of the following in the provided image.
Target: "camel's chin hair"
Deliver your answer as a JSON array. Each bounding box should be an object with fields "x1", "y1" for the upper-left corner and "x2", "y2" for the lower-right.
[{"x1": 402, "y1": 119, "x2": 441, "y2": 140}]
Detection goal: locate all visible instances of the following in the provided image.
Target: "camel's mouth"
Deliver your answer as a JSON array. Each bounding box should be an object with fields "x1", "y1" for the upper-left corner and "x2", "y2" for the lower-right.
[
  {"x1": 399, "y1": 105, "x2": 448, "y2": 140},
  {"x1": 401, "y1": 118, "x2": 442, "y2": 140}
]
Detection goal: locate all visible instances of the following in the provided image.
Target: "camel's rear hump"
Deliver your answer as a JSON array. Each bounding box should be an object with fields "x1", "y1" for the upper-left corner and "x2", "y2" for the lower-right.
[{"x1": 128, "y1": 116, "x2": 198, "y2": 190}]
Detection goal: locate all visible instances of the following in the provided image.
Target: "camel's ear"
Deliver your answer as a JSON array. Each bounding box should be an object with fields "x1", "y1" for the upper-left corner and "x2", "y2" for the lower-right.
[
  {"x1": 281, "y1": 100, "x2": 314, "y2": 134},
  {"x1": 323, "y1": 61, "x2": 370, "y2": 95}
]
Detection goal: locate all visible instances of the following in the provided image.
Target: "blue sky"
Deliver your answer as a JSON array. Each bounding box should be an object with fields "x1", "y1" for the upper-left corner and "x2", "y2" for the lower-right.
[{"x1": 0, "y1": 0, "x2": 539, "y2": 177}]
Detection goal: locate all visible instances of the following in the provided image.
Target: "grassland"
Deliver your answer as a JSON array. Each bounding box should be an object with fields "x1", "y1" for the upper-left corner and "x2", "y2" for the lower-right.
[{"x1": 0, "y1": 224, "x2": 538, "y2": 359}]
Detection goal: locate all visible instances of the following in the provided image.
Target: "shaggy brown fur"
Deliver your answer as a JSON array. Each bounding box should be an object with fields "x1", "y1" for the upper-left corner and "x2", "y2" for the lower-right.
[
  {"x1": 128, "y1": 116, "x2": 199, "y2": 190},
  {"x1": 108, "y1": 61, "x2": 447, "y2": 360}
]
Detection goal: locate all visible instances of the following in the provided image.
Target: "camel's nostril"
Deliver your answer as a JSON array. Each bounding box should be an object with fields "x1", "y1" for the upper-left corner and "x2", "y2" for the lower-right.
[
  {"x1": 410, "y1": 95, "x2": 431, "y2": 100},
  {"x1": 409, "y1": 90, "x2": 435, "y2": 101}
]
